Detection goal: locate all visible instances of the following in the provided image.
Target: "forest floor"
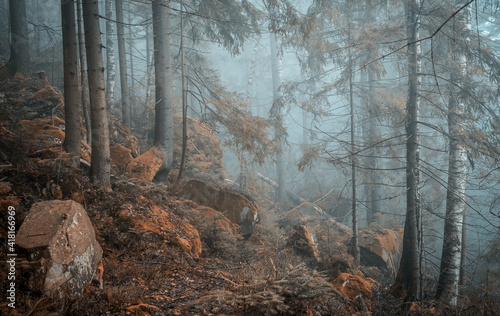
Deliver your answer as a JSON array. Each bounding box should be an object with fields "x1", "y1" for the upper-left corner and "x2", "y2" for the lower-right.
[{"x1": 0, "y1": 74, "x2": 499, "y2": 315}]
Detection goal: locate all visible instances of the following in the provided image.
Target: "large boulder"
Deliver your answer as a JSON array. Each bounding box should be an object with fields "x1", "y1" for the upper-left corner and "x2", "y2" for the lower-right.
[
  {"x1": 136, "y1": 115, "x2": 225, "y2": 182},
  {"x1": 358, "y1": 226, "x2": 403, "y2": 276},
  {"x1": 117, "y1": 196, "x2": 202, "y2": 258},
  {"x1": 110, "y1": 143, "x2": 133, "y2": 172},
  {"x1": 108, "y1": 117, "x2": 141, "y2": 157},
  {"x1": 286, "y1": 225, "x2": 320, "y2": 264},
  {"x1": 281, "y1": 202, "x2": 352, "y2": 245},
  {"x1": 313, "y1": 193, "x2": 350, "y2": 223},
  {"x1": 184, "y1": 205, "x2": 241, "y2": 254},
  {"x1": 172, "y1": 116, "x2": 224, "y2": 182},
  {"x1": 178, "y1": 179, "x2": 259, "y2": 237},
  {"x1": 19, "y1": 116, "x2": 91, "y2": 163},
  {"x1": 16, "y1": 200, "x2": 102, "y2": 298},
  {"x1": 125, "y1": 146, "x2": 163, "y2": 181}
]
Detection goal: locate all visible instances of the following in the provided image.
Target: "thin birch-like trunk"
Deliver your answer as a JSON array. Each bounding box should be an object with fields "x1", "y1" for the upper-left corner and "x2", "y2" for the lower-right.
[
  {"x1": 270, "y1": 32, "x2": 285, "y2": 202},
  {"x1": 116, "y1": 0, "x2": 130, "y2": 126},
  {"x1": 436, "y1": 2, "x2": 470, "y2": 306},
  {"x1": 77, "y1": 0, "x2": 91, "y2": 146}
]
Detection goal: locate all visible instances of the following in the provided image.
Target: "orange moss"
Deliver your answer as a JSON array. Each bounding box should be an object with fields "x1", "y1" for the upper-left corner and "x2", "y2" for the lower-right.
[
  {"x1": 125, "y1": 303, "x2": 161, "y2": 316},
  {"x1": 333, "y1": 273, "x2": 373, "y2": 301},
  {"x1": 110, "y1": 144, "x2": 133, "y2": 170},
  {"x1": 29, "y1": 85, "x2": 63, "y2": 104}
]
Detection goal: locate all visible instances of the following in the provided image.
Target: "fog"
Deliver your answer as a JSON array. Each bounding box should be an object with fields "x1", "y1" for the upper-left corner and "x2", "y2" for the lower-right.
[{"x1": 3, "y1": 0, "x2": 500, "y2": 297}]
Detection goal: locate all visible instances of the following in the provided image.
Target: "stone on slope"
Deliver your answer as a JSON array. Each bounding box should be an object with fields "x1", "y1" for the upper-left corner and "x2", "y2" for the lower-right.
[{"x1": 16, "y1": 200, "x2": 102, "y2": 298}]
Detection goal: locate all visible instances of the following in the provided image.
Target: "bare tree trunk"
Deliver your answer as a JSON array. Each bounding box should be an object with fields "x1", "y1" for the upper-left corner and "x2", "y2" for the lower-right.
[
  {"x1": 8, "y1": 0, "x2": 30, "y2": 76},
  {"x1": 83, "y1": 0, "x2": 111, "y2": 189},
  {"x1": 364, "y1": 0, "x2": 380, "y2": 225},
  {"x1": 237, "y1": 37, "x2": 259, "y2": 190},
  {"x1": 77, "y1": 0, "x2": 91, "y2": 146},
  {"x1": 176, "y1": 1, "x2": 187, "y2": 184},
  {"x1": 128, "y1": 8, "x2": 135, "y2": 123},
  {"x1": 152, "y1": 0, "x2": 174, "y2": 182},
  {"x1": 270, "y1": 32, "x2": 285, "y2": 203},
  {"x1": 105, "y1": 0, "x2": 115, "y2": 108},
  {"x1": 61, "y1": 0, "x2": 81, "y2": 167},
  {"x1": 349, "y1": 30, "x2": 359, "y2": 264},
  {"x1": 145, "y1": 23, "x2": 154, "y2": 113},
  {"x1": 115, "y1": 0, "x2": 130, "y2": 127},
  {"x1": 393, "y1": 0, "x2": 421, "y2": 303},
  {"x1": 436, "y1": 2, "x2": 471, "y2": 307},
  {"x1": 247, "y1": 38, "x2": 259, "y2": 114}
]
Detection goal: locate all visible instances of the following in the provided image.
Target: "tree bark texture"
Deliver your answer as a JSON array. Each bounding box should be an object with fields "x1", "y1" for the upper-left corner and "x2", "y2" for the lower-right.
[
  {"x1": 270, "y1": 32, "x2": 286, "y2": 203},
  {"x1": 436, "y1": 2, "x2": 470, "y2": 307},
  {"x1": 365, "y1": 0, "x2": 380, "y2": 225},
  {"x1": 394, "y1": 0, "x2": 421, "y2": 302},
  {"x1": 8, "y1": 0, "x2": 30, "y2": 76},
  {"x1": 152, "y1": 0, "x2": 174, "y2": 181},
  {"x1": 115, "y1": 0, "x2": 130, "y2": 126},
  {"x1": 61, "y1": 0, "x2": 81, "y2": 167},
  {"x1": 77, "y1": 0, "x2": 92, "y2": 146},
  {"x1": 105, "y1": 0, "x2": 115, "y2": 107},
  {"x1": 82, "y1": 0, "x2": 111, "y2": 189}
]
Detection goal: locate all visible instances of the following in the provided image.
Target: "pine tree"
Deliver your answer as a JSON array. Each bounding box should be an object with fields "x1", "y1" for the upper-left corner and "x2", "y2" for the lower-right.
[
  {"x1": 82, "y1": 0, "x2": 111, "y2": 189},
  {"x1": 61, "y1": 0, "x2": 81, "y2": 167},
  {"x1": 8, "y1": 0, "x2": 30, "y2": 76},
  {"x1": 152, "y1": 0, "x2": 174, "y2": 182}
]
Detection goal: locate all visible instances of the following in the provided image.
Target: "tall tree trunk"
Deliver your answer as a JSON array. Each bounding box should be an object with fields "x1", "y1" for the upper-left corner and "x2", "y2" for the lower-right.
[
  {"x1": 82, "y1": 0, "x2": 111, "y2": 189},
  {"x1": 237, "y1": 37, "x2": 260, "y2": 190},
  {"x1": 436, "y1": 2, "x2": 471, "y2": 307},
  {"x1": 152, "y1": 0, "x2": 174, "y2": 182},
  {"x1": 247, "y1": 38, "x2": 259, "y2": 115},
  {"x1": 77, "y1": 0, "x2": 91, "y2": 146},
  {"x1": 128, "y1": 8, "x2": 135, "y2": 122},
  {"x1": 348, "y1": 25, "x2": 360, "y2": 264},
  {"x1": 270, "y1": 32, "x2": 285, "y2": 203},
  {"x1": 393, "y1": 0, "x2": 421, "y2": 303},
  {"x1": 105, "y1": 0, "x2": 115, "y2": 108},
  {"x1": 365, "y1": 0, "x2": 380, "y2": 225},
  {"x1": 145, "y1": 23, "x2": 154, "y2": 113},
  {"x1": 8, "y1": 0, "x2": 30, "y2": 76},
  {"x1": 176, "y1": 1, "x2": 187, "y2": 184},
  {"x1": 61, "y1": 0, "x2": 81, "y2": 167},
  {"x1": 115, "y1": 0, "x2": 130, "y2": 127}
]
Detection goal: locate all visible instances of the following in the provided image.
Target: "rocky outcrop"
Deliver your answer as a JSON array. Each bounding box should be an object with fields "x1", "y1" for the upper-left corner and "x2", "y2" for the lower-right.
[
  {"x1": 281, "y1": 202, "x2": 353, "y2": 245},
  {"x1": 16, "y1": 200, "x2": 102, "y2": 298},
  {"x1": 178, "y1": 179, "x2": 259, "y2": 237},
  {"x1": 172, "y1": 116, "x2": 224, "y2": 182},
  {"x1": 313, "y1": 193, "x2": 350, "y2": 222},
  {"x1": 110, "y1": 143, "x2": 133, "y2": 172},
  {"x1": 184, "y1": 205, "x2": 241, "y2": 254},
  {"x1": 125, "y1": 147, "x2": 163, "y2": 181},
  {"x1": 108, "y1": 117, "x2": 140, "y2": 157},
  {"x1": 286, "y1": 225, "x2": 320, "y2": 264},
  {"x1": 117, "y1": 196, "x2": 202, "y2": 258},
  {"x1": 20, "y1": 116, "x2": 91, "y2": 163},
  {"x1": 358, "y1": 226, "x2": 403, "y2": 275}
]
